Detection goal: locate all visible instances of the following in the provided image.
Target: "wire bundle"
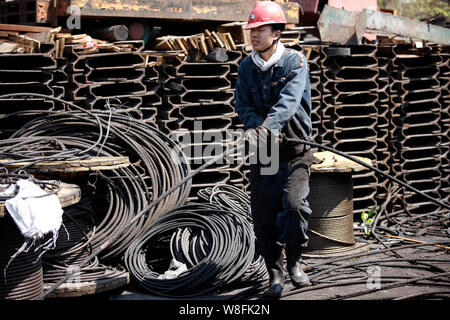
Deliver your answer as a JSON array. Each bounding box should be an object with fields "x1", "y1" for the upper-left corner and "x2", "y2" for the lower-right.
[
  {"x1": 123, "y1": 203, "x2": 260, "y2": 298},
  {"x1": 0, "y1": 215, "x2": 43, "y2": 300},
  {"x1": 42, "y1": 198, "x2": 125, "y2": 284},
  {"x1": 197, "y1": 184, "x2": 267, "y2": 282},
  {"x1": 0, "y1": 100, "x2": 192, "y2": 261}
]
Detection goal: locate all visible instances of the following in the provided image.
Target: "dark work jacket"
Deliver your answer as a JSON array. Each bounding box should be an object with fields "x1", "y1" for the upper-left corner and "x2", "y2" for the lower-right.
[{"x1": 235, "y1": 47, "x2": 312, "y2": 156}]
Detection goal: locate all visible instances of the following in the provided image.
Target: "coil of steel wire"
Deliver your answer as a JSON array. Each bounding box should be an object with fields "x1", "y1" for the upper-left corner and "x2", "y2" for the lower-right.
[
  {"x1": 123, "y1": 203, "x2": 262, "y2": 298},
  {"x1": 41, "y1": 197, "x2": 126, "y2": 284},
  {"x1": 197, "y1": 184, "x2": 267, "y2": 282},
  {"x1": 0, "y1": 104, "x2": 192, "y2": 261},
  {"x1": 0, "y1": 215, "x2": 43, "y2": 300}
]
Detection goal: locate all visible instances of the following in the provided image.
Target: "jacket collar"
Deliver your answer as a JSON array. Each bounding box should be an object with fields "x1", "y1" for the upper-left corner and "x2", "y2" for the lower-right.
[{"x1": 250, "y1": 49, "x2": 286, "y2": 72}]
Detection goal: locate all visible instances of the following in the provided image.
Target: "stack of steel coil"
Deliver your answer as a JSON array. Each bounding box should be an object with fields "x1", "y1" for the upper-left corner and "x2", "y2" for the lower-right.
[
  {"x1": 42, "y1": 198, "x2": 126, "y2": 285},
  {"x1": 0, "y1": 173, "x2": 61, "y2": 300},
  {"x1": 320, "y1": 45, "x2": 379, "y2": 215},
  {"x1": 389, "y1": 43, "x2": 443, "y2": 215}
]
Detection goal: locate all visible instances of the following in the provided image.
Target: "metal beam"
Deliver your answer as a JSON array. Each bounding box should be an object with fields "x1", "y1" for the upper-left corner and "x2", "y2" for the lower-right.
[
  {"x1": 51, "y1": 0, "x2": 299, "y2": 23},
  {"x1": 318, "y1": 5, "x2": 450, "y2": 45}
]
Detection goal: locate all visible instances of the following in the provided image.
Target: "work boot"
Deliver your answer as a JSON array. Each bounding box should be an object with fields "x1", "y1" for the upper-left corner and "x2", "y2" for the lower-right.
[
  {"x1": 263, "y1": 254, "x2": 285, "y2": 299},
  {"x1": 286, "y1": 245, "x2": 310, "y2": 288}
]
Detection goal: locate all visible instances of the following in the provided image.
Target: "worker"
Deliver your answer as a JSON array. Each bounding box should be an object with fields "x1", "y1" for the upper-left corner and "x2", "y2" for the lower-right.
[{"x1": 235, "y1": 1, "x2": 315, "y2": 299}]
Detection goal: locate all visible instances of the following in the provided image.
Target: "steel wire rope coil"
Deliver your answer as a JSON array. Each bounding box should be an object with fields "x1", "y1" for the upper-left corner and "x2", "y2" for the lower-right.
[
  {"x1": 41, "y1": 198, "x2": 117, "y2": 284},
  {"x1": 1, "y1": 135, "x2": 150, "y2": 260},
  {"x1": 123, "y1": 203, "x2": 257, "y2": 298},
  {"x1": 196, "y1": 184, "x2": 267, "y2": 281},
  {"x1": 0, "y1": 215, "x2": 43, "y2": 300},
  {"x1": 1, "y1": 110, "x2": 192, "y2": 260}
]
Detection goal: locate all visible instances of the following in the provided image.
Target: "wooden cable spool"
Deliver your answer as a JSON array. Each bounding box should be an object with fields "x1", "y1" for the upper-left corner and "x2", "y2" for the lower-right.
[
  {"x1": 304, "y1": 151, "x2": 373, "y2": 256},
  {"x1": 0, "y1": 156, "x2": 130, "y2": 179}
]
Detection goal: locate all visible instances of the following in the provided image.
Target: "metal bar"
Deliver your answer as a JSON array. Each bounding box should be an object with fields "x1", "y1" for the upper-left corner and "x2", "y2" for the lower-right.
[{"x1": 318, "y1": 5, "x2": 450, "y2": 46}]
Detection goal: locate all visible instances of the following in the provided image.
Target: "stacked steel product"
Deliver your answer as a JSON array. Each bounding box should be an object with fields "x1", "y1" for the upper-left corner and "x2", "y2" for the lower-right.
[
  {"x1": 438, "y1": 46, "x2": 450, "y2": 203},
  {"x1": 307, "y1": 46, "x2": 324, "y2": 145},
  {"x1": 390, "y1": 43, "x2": 443, "y2": 216},
  {"x1": 282, "y1": 44, "x2": 324, "y2": 146},
  {"x1": 320, "y1": 45, "x2": 379, "y2": 215},
  {"x1": 63, "y1": 43, "x2": 147, "y2": 115},
  {"x1": 0, "y1": 50, "x2": 58, "y2": 138},
  {"x1": 375, "y1": 45, "x2": 394, "y2": 203},
  {"x1": 154, "y1": 51, "x2": 245, "y2": 200},
  {"x1": 140, "y1": 55, "x2": 161, "y2": 125}
]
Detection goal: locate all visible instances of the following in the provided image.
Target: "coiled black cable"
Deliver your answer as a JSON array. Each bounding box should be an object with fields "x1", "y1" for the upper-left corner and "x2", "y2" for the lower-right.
[{"x1": 123, "y1": 203, "x2": 257, "y2": 298}]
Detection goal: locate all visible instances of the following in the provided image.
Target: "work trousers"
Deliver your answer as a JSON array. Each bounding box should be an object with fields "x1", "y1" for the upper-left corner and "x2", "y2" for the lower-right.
[{"x1": 249, "y1": 149, "x2": 315, "y2": 259}]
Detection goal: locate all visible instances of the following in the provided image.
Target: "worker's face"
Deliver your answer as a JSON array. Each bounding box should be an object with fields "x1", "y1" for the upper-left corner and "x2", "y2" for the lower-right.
[{"x1": 250, "y1": 25, "x2": 280, "y2": 51}]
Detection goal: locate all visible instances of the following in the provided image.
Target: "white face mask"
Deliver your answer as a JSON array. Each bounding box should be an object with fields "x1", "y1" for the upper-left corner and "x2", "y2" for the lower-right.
[{"x1": 251, "y1": 41, "x2": 285, "y2": 72}]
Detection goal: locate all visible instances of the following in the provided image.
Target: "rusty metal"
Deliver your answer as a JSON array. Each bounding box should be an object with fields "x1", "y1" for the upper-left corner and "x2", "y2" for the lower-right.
[
  {"x1": 319, "y1": 44, "x2": 380, "y2": 214},
  {"x1": 17, "y1": 0, "x2": 299, "y2": 25},
  {"x1": 318, "y1": 5, "x2": 450, "y2": 46}
]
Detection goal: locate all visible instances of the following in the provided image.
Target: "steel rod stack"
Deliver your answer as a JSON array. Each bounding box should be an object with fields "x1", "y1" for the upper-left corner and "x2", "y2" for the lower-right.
[
  {"x1": 296, "y1": 45, "x2": 324, "y2": 145},
  {"x1": 388, "y1": 43, "x2": 444, "y2": 216},
  {"x1": 0, "y1": 50, "x2": 59, "y2": 138},
  {"x1": 438, "y1": 45, "x2": 450, "y2": 204},
  {"x1": 320, "y1": 45, "x2": 380, "y2": 215},
  {"x1": 152, "y1": 51, "x2": 246, "y2": 200},
  {"x1": 63, "y1": 43, "x2": 147, "y2": 116}
]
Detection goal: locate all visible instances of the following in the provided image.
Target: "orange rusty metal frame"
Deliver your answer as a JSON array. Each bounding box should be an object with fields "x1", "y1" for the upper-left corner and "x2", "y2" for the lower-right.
[{"x1": 33, "y1": 0, "x2": 299, "y2": 25}]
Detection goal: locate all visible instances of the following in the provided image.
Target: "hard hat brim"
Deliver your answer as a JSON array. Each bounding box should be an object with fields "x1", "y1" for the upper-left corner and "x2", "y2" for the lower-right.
[{"x1": 244, "y1": 21, "x2": 279, "y2": 30}]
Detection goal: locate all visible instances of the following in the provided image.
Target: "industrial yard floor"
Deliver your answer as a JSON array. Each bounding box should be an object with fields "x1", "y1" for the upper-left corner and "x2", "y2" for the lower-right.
[{"x1": 104, "y1": 235, "x2": 450, "y2": 301}]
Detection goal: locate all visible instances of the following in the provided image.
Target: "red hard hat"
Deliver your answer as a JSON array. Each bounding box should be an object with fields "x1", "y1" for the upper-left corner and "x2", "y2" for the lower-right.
[{"x1": 245, "y1": 1, "x2": 287, "y2": 30}]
